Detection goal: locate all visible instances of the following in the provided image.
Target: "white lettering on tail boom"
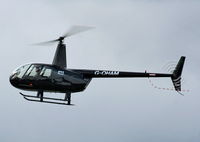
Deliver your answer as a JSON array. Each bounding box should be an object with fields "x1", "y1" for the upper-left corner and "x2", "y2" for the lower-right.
[{"x1": 94, "y1": 71, "x2": 119, "y2": 76}]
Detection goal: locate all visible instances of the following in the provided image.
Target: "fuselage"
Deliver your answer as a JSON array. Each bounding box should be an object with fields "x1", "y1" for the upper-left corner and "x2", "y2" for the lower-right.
[
  {"x1": 10, "y1": 63, "x2": 174, "y2": 94},
  {"x1": 9, "y1": 63, "x2": 91, "y2": 93}
]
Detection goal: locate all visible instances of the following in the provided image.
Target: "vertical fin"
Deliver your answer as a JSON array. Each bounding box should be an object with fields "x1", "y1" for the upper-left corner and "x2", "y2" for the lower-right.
[{"x1": 171, "y1": 56, "x2": 186, "y2": 91}]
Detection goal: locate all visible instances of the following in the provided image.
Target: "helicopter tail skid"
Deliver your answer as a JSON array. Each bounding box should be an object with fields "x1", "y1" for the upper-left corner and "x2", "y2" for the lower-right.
[{"x1": 19, "y1": 92, "x2": 74, "y2": 105}]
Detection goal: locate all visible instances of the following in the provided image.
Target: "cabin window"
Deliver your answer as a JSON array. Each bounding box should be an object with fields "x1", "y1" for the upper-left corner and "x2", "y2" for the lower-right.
[
  {"x1": 25, "y1": 65, "x2": 42, "y2": 77},
  {"x1": 40, "y1": 67, "x2": 52, "y2": 77}
]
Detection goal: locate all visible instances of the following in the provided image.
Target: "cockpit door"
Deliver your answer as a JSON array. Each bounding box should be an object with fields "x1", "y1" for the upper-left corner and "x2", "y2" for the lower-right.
[{"x1": 22, "y1": 65, "x2": 53, "y2": 89}]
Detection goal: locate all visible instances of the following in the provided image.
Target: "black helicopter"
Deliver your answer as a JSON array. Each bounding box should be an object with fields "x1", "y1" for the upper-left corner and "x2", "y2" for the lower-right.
[{"x1": 10, "y1": 26, "x2": 186, "y2": 105}]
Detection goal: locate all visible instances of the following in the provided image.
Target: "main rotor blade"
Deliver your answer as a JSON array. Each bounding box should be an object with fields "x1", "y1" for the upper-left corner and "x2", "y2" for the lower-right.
[
  {"x1": 32, "y1": 25, "x2": 94, "y2": 46},
  {"x1": 63, "y1": 25, "x2": 94, "y2": 38},
  {"x1": 32, "y1": 39, "x2": 59, "y2": 46}
]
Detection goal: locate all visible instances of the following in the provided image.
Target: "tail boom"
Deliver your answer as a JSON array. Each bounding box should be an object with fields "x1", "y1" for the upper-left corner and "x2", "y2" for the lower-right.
[
  {"x1": 72, "y1": 56, "x2": 186, "y2": 92},
  {"x1": 73, "y1": 69, "x2": 172, "y2": 78}
]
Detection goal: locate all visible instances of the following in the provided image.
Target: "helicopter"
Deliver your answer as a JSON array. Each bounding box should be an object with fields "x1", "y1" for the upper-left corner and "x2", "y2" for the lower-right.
[{"x1": 9, "y1": 26, "x2": 186, "y2": 105}]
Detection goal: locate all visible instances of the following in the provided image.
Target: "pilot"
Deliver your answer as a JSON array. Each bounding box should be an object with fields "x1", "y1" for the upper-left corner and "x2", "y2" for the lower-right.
[{"x1": 35, "y1": 66, "x2": 42, "y2": 77}]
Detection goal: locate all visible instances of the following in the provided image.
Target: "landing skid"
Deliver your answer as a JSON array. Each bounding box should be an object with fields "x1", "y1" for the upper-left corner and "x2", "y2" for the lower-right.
[{"x1": 19, "y1": 92, "x2": 74, "y2": 105}]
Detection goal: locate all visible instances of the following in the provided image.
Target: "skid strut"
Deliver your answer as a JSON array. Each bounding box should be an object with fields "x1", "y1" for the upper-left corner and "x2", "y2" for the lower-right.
[
  {"x1": 64, "y1": 92, "x2": 71, "y2": 105},
  {"x1": 19, "y1": 92, "x2": 73, "y2": 105}
]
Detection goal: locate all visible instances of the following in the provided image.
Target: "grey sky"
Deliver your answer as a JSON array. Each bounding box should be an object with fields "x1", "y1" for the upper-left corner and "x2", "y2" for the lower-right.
[{"x1": 0, "y1": 0, "x2": 200, "y2": 142}]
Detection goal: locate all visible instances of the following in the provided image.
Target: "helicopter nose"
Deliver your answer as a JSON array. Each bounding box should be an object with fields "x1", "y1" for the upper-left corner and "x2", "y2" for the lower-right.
[{"x1": 9, "y1": 74, "x2": 18, "y2": 87}]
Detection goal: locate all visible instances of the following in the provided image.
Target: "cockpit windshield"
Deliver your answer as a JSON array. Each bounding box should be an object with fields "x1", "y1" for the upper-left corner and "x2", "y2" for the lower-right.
[
  {"x1": 24, "y1": 65, "x2": 52, "y2": 78},
  {"x1": 12, "y1": 64, "x2": 31, "y2": 78},
  {"x1": 24, "y1": 65, "x2": 53, "y2": 78},
  {"x1": 12, "y1": 64, "x2": 53, "y2": 79}
]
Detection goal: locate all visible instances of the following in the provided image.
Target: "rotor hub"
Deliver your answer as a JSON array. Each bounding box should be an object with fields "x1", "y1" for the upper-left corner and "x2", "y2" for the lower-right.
[{"x1": 58, "y1": 37, "x2": 65, "y2": 43}]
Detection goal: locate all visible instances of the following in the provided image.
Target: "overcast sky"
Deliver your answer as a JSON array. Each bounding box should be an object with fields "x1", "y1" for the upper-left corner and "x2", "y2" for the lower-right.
[{"x1": 0, "y1": 0, "x2": 200, "y2": 142}]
